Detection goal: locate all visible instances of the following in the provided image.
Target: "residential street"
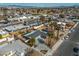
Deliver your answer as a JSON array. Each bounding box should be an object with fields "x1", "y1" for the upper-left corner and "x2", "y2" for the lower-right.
[{"x1": 53, "y1": 23, "x2": 79, "y2": 56}]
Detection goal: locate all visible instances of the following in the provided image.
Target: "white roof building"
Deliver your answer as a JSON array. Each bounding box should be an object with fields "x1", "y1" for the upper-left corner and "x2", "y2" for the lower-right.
[
  {"x1": 57, "y1": 22, "x2": 66, "y2": 25},
  {"x1": 0, "y1": 30, "x2": 8, "y2": 35},
  {"x1": 8, "y1": 16, "x2": 28, "y2": 21},
  {"x1": 0, "y1": 30, "x2": 14, "y2": 43}
]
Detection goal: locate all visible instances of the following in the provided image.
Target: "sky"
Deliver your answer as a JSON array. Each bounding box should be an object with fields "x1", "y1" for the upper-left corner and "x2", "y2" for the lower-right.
[{"x1": 0, "y1": 3, "x2": 79, "y2": 7}]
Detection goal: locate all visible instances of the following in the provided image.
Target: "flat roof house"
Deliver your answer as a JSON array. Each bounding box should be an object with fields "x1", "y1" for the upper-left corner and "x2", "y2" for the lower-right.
[{"x1": 23, "y1": 30, "x2": 51, "y2": 54}]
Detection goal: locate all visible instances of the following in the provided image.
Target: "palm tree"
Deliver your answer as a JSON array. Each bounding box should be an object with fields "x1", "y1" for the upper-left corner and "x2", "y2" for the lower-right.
[
  {"x1": 49, "y1": 21, "x2": 61, "y2": 40},
  {"x1": 45, "y1": 31, "x2": 54, "y2": 48},
  {"x1": 45, "y1": 22, "x2": 54, "y2": 47},
  {"x1": 55, "y1": 24, "x2": 61, "y2": 40},
  {"x1": 52, "y1": 21, "x2": 58, "y2": 29},
  {"x1": 48, "y1": 21, "x2": 57, "y2": 37},
  {"x1": 47, "y1": 22, "x2": 53, "y2": 31},
  {"x1": 48, "y1": 31, "x2": 54, "y2": 38}
]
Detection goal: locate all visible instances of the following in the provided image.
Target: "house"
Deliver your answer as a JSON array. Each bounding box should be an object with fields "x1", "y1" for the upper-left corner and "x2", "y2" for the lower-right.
[
  {"x1": 5, "y1": 24, "x2": 29, "y2": 32},
  {"x1": 23, "y1": 30, "x2": 47, "y2": 39},
  {"x1": 8, "y1": 15, "x2": 28, "y2": 22},
  {"x1": 23, "y1": 30, "x2": 51, "y2": 54},
  {"x1": 33, "y1": 24, "x2": 45, "y2": 30},
  {"x1": 57, "y1": 22, "x2": 66, "y2": 31}
]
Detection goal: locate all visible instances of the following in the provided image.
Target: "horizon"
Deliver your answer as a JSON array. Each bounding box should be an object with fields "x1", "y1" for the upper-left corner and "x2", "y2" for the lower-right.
[{"x1": 0, "y1": 3, "x2": 79, "y2": 7}]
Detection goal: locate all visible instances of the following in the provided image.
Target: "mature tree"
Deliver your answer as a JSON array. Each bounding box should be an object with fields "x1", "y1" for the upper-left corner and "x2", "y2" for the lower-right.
[
  {"x1": 59, "y1": 14, "x2": 65, "y2": 18},
  {"x1": 48, "y1": 18, "x2": 52, "y2": 23},
  {"x1": 40, "y1": 16, "x2": 46, "y2": 24},
  {"x1": 27, "y1": 37, "x2": 36, "y2": 47}
]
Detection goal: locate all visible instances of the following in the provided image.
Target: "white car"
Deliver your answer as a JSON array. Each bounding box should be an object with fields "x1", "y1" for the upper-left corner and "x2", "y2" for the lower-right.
[
  {"x1": 65, "y1": 37, "x2": 69, "y2": 40},
  {"x1": 69, "y1": 31, "x2": 71, "y2": 33},
  {"x1": 69, "y1": 29, "x2": 75, "y2": 33},
  {"x1": 64, "y1": 36, "x2": 69, "y2": 40},
  {"x1": 66, "y1": 35, "x2": 69, "y2": 38},
  {"x1": 71, "y1": 29, "x2": 75, "y2": 32}
]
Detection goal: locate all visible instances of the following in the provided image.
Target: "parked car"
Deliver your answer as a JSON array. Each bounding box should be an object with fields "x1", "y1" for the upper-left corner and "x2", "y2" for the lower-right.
[{"x1": 73, "y1": 47, "x2": 79, "y2": 53}]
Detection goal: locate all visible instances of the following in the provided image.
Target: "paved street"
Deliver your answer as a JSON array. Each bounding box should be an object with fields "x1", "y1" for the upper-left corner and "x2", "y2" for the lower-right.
[{"x1": 53, "y1": 23, "x2": 79, "y2": 56}]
